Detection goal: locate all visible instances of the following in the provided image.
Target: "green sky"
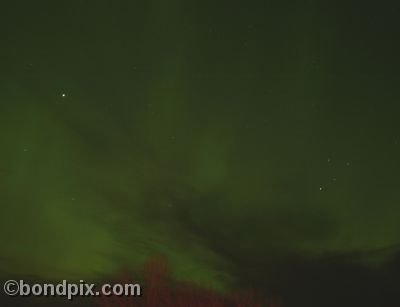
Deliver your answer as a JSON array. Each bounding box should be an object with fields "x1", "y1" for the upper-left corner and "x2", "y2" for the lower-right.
[{"x1": 1, "y1": 1, "x2": 399, "y2": 306}]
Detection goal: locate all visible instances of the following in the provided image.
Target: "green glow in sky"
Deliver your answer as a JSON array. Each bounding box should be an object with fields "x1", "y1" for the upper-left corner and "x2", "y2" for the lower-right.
[{"x1": 1, "y1": 2, "x2": 399, "y2": 303}]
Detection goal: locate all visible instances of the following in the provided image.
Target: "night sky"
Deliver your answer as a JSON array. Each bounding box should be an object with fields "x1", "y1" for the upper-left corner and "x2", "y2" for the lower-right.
[{"x1": 1, "y1": 1, "x2": 400, "y2": 306}]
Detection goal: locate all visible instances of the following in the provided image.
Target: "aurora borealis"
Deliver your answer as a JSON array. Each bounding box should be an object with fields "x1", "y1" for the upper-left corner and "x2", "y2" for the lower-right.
[{"x1": 1, "y1": 1, "x2": 400, "y2": 306}]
